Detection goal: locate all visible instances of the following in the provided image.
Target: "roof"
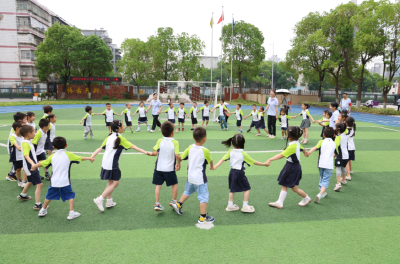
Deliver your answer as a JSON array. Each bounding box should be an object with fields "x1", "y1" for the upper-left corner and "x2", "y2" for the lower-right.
[{"x1": 29, "y1": 0, "x2": 72, "y2": 26}]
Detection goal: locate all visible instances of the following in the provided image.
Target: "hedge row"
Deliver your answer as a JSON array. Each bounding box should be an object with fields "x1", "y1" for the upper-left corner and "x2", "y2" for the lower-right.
[{"x1": 301, "y1": 101, "x2": 400, "y2": 115}]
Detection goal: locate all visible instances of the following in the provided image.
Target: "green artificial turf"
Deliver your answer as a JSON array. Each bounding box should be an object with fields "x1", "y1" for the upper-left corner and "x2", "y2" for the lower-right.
[{"x1": 0, "y1": 106, "x2": 399, "y2": 263}]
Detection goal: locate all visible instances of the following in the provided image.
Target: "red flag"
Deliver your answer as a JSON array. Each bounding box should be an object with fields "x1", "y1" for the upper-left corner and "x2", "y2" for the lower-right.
[{"x1": 217, "y1": 11, "x2": 224, "y2": 24}]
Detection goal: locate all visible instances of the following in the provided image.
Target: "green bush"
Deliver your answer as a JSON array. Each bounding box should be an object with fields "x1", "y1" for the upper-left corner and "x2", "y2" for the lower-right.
[
  {"x1": 132, "y1": 93, "x2": 149, "y2": 99},
  {"x1": 100, "y1": 95, "x2": 117, "y2": 100},
  {"x1": 302, "y1": 101, "x2": 400, "y2": 115},
  {"x1": 123, "y1": 92, "x2": 130, "y2": 99}
]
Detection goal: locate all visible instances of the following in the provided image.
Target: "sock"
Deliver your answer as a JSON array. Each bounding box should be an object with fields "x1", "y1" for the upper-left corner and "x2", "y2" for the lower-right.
[
  {"x1": 147, "y1": 124, "x2": 149, "y2": 128},
  {"x1": 200, "y1": 213, "x2": 206, "y2": 218},
  {"x1": 21, "y1": 193, "x2": 27, "y2": 197},
  {"x1": 99, "y1": 196, "x2": 104, "y2": 201},
  {"x1": 304, "y1": 195, "x2": 310, "y2": 200},
  {"x1": 107, "y1": 198, "x2": 113, "y2": 203},
  {"x1": 228, "y1": 201, "x2": 233, "y2": 206},
  {"x1": 35, "y1": 202, "x2": 41, "y2": 205},
  {"x1": 18, "y1": 180, "x2": 22, "y2": 182},
  {"x1": 243, "y1": 201, "x2": 248, "y2": 208},
  {"x1": 155, "y1": 202, "x2": 160, "y2": 205},
  {"x1": 69, "y1": 210, "x2": 74, "y2": 215},
  {"x1": 172, "y1": 200, "x2": 177, "y2": 203},
  {"x1": 277, "y1": 191, "x2": 287, "y2": 204}
]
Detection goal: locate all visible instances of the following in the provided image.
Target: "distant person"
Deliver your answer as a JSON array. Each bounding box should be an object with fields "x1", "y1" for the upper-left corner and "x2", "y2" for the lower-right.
[
  {"x1": 147, "y1": 93, "x2": 163, "y2": 133},
  {"x1": 397, "y1": 97, "x2": 400, "y2": 111},
  {"x1": 264, "y1": 90, "x2": 279, "y2": 138},
  {"x1": 340, "y1": 93, "x2": 351, "y2": 115},
  {"x1": 280, "y1": 93, "x2": 291, "y2": 114}
]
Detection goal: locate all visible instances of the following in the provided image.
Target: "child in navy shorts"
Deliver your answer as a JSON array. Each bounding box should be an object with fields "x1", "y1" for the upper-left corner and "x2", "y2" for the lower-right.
[
  {"x1": 32, "y1": 118, "x2": 50, "y2": 180},
  {"x1": 32, "y1": 137, "x2": 95, "y2": 220},
  {"x1": 9, "y1": 121, "x2": 25, "y2": 186},
  {"x1": 244, "y1": 104, "x2": 260, "y2": 133}
]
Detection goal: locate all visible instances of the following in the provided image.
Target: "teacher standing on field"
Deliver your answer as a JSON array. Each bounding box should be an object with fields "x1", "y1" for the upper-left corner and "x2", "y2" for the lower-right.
[
  {"x1": 147, "y1": 93, "x2": 162, "y2": 133},
  {"x1": 264, "y1": 90, "x2": 279, "y2": 138}
]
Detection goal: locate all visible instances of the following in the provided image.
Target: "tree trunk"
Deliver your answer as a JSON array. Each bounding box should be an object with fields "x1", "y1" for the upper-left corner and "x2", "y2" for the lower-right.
[
  {"x1": 356, "y1": 68, "x2": 365, "y2": 108},
  {"x1": 383, "y1": 89, "x2": 388, "y2": 109},
  {"x1": 335, "y1": 79, "x2": 339, "y2": 103},
  {"x1": 87, "y1": 82, "x2": 91, "y2": 99},
  {"x1": 238, "y1": 72, "x2": 242, "y2": 95},
  {"x1": 137, "y1": 84, "x2": 140, "y2": 100},
  {"x1": 62, "y1": 82, "x2": 67, "y2": 99}
]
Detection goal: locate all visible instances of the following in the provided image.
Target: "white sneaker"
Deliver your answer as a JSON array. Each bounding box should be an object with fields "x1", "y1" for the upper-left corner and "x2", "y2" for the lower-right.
[
  {"x1": 105, "y1": 201, "x2": 117, "y2": 208},
  {"x1": 255, "y1": 134, "x2": 261, "y2": 136},
  {"x1": 18, "y1": 181, "x2": 22, "y2": 187},
  {"x1": 314, "y1": 193, "x2": 322, "y2": 204},
  {"x1": 67, "y1": 211, "x2": 81, "y2": 220},
  {"x1": 350, "y1": 171, "x2": 353, "y2": 174},
  {"x1": 21, "y1": 181, "x2": 26, "y2": 188},
  {"x1": 149, "y1": 130, "x2": 155, "y2": 133},
  {"x1": 38, "y1": 209, "x2": 47, "y2": 217},
  {"x1": 83, "y1": 136, "x2": 87, "y2": 140},
  {"x1": 176, "y1": 129, "x2": 179, "y2": 133},
  {"x1": 93, "y1": 197, "x2": 104, "y2": 212},
  {"x1": 322, "y1": 192, "x2": 328, "y2": 198},
  {"x1": 298, "y1": 197, "x2": 312, "y2": 207},
  {"x1": 268, "y1": 201, "x2": 283, "y2": 209},
  {"x1": 266, "y1": 134, "x2": 271, "y2": 138},
  {"x1": 270, "y1": 135, "x2": 276, "y2": 138},
  {"x1": 147, "y1": 127, "x2": 150, "y2": 132},
  {"x1": 136, "y1": 128, "x2": 140, "y2": 132}
]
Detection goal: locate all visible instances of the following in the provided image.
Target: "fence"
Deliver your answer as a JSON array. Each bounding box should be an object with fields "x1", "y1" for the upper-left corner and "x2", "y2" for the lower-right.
[
  {"x1": 0, "y1": 86, "x2": 48, "y2": 99},
  {"x1": 321, "y1": 91, "x2": 398, "y2": 105}
]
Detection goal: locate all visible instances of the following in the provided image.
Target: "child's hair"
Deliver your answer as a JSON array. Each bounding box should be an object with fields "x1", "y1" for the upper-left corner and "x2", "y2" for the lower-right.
[
  {"x1": 335, "y1": 122, "x2": 346, "y2": 135},
  {"x1": 13, "y1": 112, "x2": 26, "y2": 121},
  {"x1": 193, "y1": 127, "x2": 207, "y2": 143},
  {"x1": 43, "y1": 105, "x2": 53, "y2": 113},
  {"x1": 221, "y1": 134, "x2": 245, "y2": 149},
  {"x1": 12, "y1": 121, "x2": 24, "y2": 131},
  {"x1": 85, "y1": 106, "x2": 92, "y2": 112},
  {"x1": 106, "y1": 103, "x2": 111, "y2": 106},
  {"x1": 139, "y1": 101, "x2": 144, "y2": 105},
  {"x1": 237, "y1": 104, "x2": 241, "y2": 108},
  {"x1": 126, "y1": 103, "x2": 131, "y2": 107},
  {"x1": 260, "y1": 106, "x2": 265, "y2": 111},
  {"x1": 326, "y1": 111, "x2": 332, "y2": 118},
  {"x1": 322, "y1": 110, "x2": 329, "y2": 116},
  {"x1": 330, "y1": 102, "x2": 339, "y2": 109},
  {"x1": 340, "y1": 112, "x2": 348, "y2": 121},
  {"x1": 302, "y1": 103, "x2": 310, "y2": 109},
  {"x1": 323, "y1": 127, "x2": 335, "y2": 139},
  {"x1": 20, "y1": 125, "x2": 33, "y2": 137},
  {"x1": 161, "y1": 121, "x2": 174, "y2": 137},
  {"x1": 193, "y1": 102, "x2": 197, "y2": 105},
  {"x1": 169, "y1": 102, "x2": 174, "y2": 107},
  {"x1": 26, "y1": 111, "x2": 35, "y2": 118},
  {"x1": 39, "y1": 118, "x2": 50, "y2": 128},
  {"x1": 252, "y1": 104, "x2": 256, "y2": 107},
  {"x1": 280, "y1": 108, "x2": 286, "y2": 114},
  {"x1": 204, "y1": 100, "x2": 209, "y2": 104},
  {"x1": 109, "y1": 120, "x2": 123, "y2": 149},
  {"x1": 180, "y1": 102, "x2": 184, "y2": 106},
  {"x1": 52, "y1": 137, "x2": 67, "y2": 149},
  {"x1": 221, "y1": 99, "x2": 225, "y2": 103},
  {"x1": 46, "y1": 114, "x2": 55, "y2": 121},
  {"x1": 345, "y1": 117, "x2": 356, "y2": 137},
  {"x1": 287, "y1": 126, "x2": 303, "y2": 142}
]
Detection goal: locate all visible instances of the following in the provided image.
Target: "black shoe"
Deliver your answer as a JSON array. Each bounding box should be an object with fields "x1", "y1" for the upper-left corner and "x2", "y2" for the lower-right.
[
  {"x1": 40, "y1": 176, "x2": 44, "y2": 180},
  {"x1": 10, "y1": 174, "x2": 18, "y2": 181},
  {"x1": 247, "y1": 129, "x2": 251, "y2": 133},
  {"x1": 45, "y1": 173, "x2": 50, "y2": 181},
  {"x1": 33, "y1": 203, "x2": 42, "y2": 210},
  {"x1": 191, "y1": 128, "x2": 194, "y2": 130},
  {"x1": 17, "y1": 194, "x2": 32, "y2": 201}
]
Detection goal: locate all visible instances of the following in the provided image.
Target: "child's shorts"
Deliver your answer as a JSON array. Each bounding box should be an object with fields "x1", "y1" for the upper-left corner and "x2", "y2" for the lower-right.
[
  {"x1": 44, "y1": 140, "x2": 54, "y2": 151},
  {"x1": 36, "y1": 152, "x2": 47, "y2": 162},
  {"x1": 100, "y1": 168, "x2": 121, "y2": 181},
  {"x1": 318, "y1": 168, "x2": 332, "y2": 189},
  {"x1": 202, "y1": 116, "x2": 209, "y2": 121},
  {"x1": 13, "y1": 160, "x2": 23, "y2": 170},
  {"x1": 138, "y1": 117, "x2": 148, "y2": 123},
  {"x1": 106, "y1": 122, "x2": 112, "y2": 127},
  {"x1": 27, "y1": 170, "x2": 42, "y2": 185},
  {"x1": 178, "y1": 118, "x2": 185, "y2": 123},
  {"x1": 183, "y1": 181, "x2": 209, "y2": 203},
  {"x1": 335, "y1": 159, "x2": 348, "y2": 168},
  {"x1": 46, "y1": 185, "x2": 75, "y2": 202},
  {"x1": 126, "y1": 121, "x2": 132, "y2": 126},
  {"x1": 250, "y1": 121, "x2": 259, "y2": 128},
  {"x1": 168, "y1": 119, "x2": 176, "y2": 124},
  {"x1": 348, "y1": 150, "x2": 355, "y2": 161},
  {"x1": 236, "y1": 120, "x2": 242, "y2": 127},
  {"x1": 281, "y1": 127, "x2": 288, "y2": 131},
  {"x1": 152, "y1": 170, "x2": 178, "y2": 186},
  {"x1": 191, "y1": 118, "x2": 198, "y2": 124}
]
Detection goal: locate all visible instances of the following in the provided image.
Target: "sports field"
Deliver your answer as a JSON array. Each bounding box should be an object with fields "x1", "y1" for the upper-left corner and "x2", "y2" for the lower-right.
[{"x1": 0, "y1": 104, "x2": 399, "y2": 263}]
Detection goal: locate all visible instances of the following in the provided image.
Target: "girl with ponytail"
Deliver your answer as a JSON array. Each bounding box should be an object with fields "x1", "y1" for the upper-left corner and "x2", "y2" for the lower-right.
[
  {"x1": 91, "y1": 120, "x2": 151, "y2": 212},
  {"x1": 345, "y1": 117, "x2": 356, "y2": 179},
  {"x1": 213, "y1": 134, "x2": 267, "y2": 213}
]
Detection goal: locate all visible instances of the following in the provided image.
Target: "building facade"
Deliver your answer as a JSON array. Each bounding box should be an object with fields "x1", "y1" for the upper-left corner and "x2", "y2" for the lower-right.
[
  {"x1": 81, "y1": 29, "x2": 121, "y2": 74},
  {"x1": 199, "y1": 56, "x2": 218, "y2": 69},
  {"x1": 0, "y1": 0, "x2": 70, "y2": 87}
]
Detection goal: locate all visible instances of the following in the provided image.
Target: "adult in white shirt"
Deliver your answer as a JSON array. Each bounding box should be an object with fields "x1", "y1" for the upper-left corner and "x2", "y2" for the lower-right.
[
  {"x1": 264, "y1": 90, "x2": 279, "y2": 138},
  {"x1": 340, "y1": 93, "x2": 351, "y2": 115},
  {"x1": 146, "y1": 93, "x2": 163, "y2": 133},
  {"x1": 397, "y1": 98, "x2": 400, "y2": 111}
]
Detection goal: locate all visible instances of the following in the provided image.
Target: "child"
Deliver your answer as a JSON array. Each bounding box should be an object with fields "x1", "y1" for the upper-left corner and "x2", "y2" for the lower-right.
[
  {"x1": 148, "y1": 121, "x2": 180, "y2": 211},
  {"x1": 7, "y1": 112, "x2": 27, "y2": 181},
  {"x1": 329, "y1": 102, "x2": 340, "y2": 128},
  {"x1": 163, "y1": 103, "x2": 178, "y2": 132},
  {"x1": 255, "y1": 106, "x2": 269, "y2": 136},
  {"x1": 171, "y1": 127, "x2": 215, "y2": 224},
  {"x1": 9, "y1": 121, "x2": 25, "y2": 187},
  {"x1": 292, "y1": 103, "x2": 314, "y2": 144},
  {"x1": 244, "y1": 104, "x2": 259, "y2": 133},
  {"x1": 17, "y1": 125, "x2": 43, "y2": 210},
  {"x1": 197, "y1": 100, "x2": 210, "y2": 128},
  {"x1": 133, "y1": 101, "x2": 150, "y2": 132},
  {"x1": 26, "y1": 112, "x2": 36, "y2": 132},
  {"x1": 338, "y1": 112, "x2": 348, "y2": 124},
  {"x1": 227, "y1": 104, "x2": 244, "y2": 133},
  {"x1": 267, "y1": 126, "x2": 312, "y2": 209},
  {"x1": 304, "y1": 127, "x2": 336, "y2": 203},
  {"x1": 188, "y1": 102, "x2": 198, "y2": 130},
  {"x1": 212, "y1": 100, "x2": 228, "y2": 130},
  {"x1": 45, "y1": 114, "x2": 57, "y2": 156},
  {"x1": 333, "y1": 123, "x2": 349, "y2": 192},
  {"x1": 32, "y1": 137, "x2": 95, "y2": 220},
  {"x1": 345, "y1": 117, "x2": 356, "y2": 179},
  {"x1": 213, "y1": 134, "x2": 267, "y2": 213},
  {"x1": 177, "y1": 102, "x2": 188, "y2": 131},
  {"x1": 92, "y1": 120, "x2": 150, "y2": 212},
  {"x1": 121, "y1": 103, "x2": 134, "y2": 133},
  {"x1": 32, "y1": 119, "x2": 50, "y2": 180},
  {"x1": 79, "y1": 106, "x2": 94, "y2": 139},
  {"x1": 95, "y1": 103, "x2": 121, "y2": 132},
  {"x1": 41, "y1": 105, "x2": 53, "y2": 119},
  {"x1": 316, "y1": 110, "x2": 331, "y2": 139},
  {"x1": 279, "y1": 108, "x2": 292, "y2": 140}
]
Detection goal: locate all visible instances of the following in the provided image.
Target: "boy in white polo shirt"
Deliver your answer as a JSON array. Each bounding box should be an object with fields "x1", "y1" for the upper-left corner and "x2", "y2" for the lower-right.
[
  {"x1": 197, "y1": 100, "x2": 211, "y2": 128},
  {"x1": 94, "y1": 103, "x2": 121, "y2": 132},
  {"x1": 244, "y1": 104, "x2": 260, "y2": 133},
  {"x1": 32, "y1": 137, "x2": 95, "y2": 220},
  {"x1": 172, "y1": 127, "x2": 215, "y2": 224},
  {"x1": 79, "y1": 106, "x2": 94, "y2": 139},
  {"x1": 32, "y1": 118, "x2": 50, "y2": 180},
  {"x1": 148, "y1": 121, "x2": 180, "y2": 211}
]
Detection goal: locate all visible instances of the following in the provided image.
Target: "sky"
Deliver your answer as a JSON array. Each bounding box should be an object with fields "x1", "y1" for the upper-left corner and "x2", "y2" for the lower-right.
[{"x1": 37, "y1": 0, "x2": 378, "y2": 62}]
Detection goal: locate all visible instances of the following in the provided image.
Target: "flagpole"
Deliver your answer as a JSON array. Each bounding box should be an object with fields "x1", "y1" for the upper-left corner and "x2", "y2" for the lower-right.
[
  {"x1": 211, "y1": 13, "x2": 217, "y2": 121},
  {"x1": 220, "y1": 6, "x2": 223, "y2": 101},
  {"x1": 230, "y1": 14, "x2": 233, "y2": 102}
]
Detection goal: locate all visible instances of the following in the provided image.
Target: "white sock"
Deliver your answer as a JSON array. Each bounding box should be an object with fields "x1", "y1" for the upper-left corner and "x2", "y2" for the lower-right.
[
  {"x1": 99, "y1": 196, "x2": 104, "y2": 201},
  {"x1": 147, "y1": 124, "x2": 149, "y2": 128},
  {"x1": 277, "y1": 191, "x2": 287, "y2": 204},
  {"x1": 21, "y1": 193, "x2": 27, "y2": 197},
  {"x1": 35, "y1": 202, "x2": 41, "y2": 205},
  {"x1": 107, "y1": 198, "x2": 113, "y2": 203},
  {"x1": 69, "y1": 210, "x2": 74, "y2": 215},
  {"x1": 228, "y1": 201, "x2": 233, "y2": 206},
  {"x1": 243, "y1": 201, "x2": 248, "y2": 208},
  {"x1": 304, "y1": 195, "x2": 310, "y2": 200}
]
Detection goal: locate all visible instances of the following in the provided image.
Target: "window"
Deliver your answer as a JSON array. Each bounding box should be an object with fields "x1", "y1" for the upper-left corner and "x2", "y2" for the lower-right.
[
  {"x1": 20, "y1": 67, "x2": 31, "y2": 75},
  {"x1": 21, "y1": 50, "x2": 35, "y2": 60},
  {"x1": 17, "y1": 1, "x2": 29, "y2": 10},
  {"x1": 17, "y1": 17, "x2": 30, "y2": 27}
]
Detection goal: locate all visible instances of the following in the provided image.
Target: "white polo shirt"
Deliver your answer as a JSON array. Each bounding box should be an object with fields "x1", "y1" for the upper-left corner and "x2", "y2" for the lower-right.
[
  {"x1": 32, "y1": 129, "x2": 47, "y2": 155},
  {"x1": 267, "y1": 97, "x2": 279, "y2": 116},
  {"x1": 181, "y1": 144, "x2": 212, "y2": 185},
  {"x1": 135, "y1": 107, "x2": 146, "y2": 117},
  {"x1": 330, "y1": 110, "x2": 339, "y2": 128},
  {"x1": 347, "y1": 129, "x2": 356, "y2": 151},
  {"x1": 200, "y1": 106, "x2": 210, "y2": 117},
  {"x1": 49, "y1": 123, "x2": 56, "y2": 141},
  {"x1": 100, "y1": 133, "x2": 133, "y2": 170},
  {"x1": 153, "y1": 137, "x2": 179, "y2": 172},
  {"x1": 189, "y1": 107, "x2": 197, "y2": 119},
  {"x1": 216, "y1": 104, "x2": 227, "y2": 116},
  {"x1": 223, "y1": 149, "x2": 255, "y2": 170},
  {"x1": 123, "y1": 108, "x2": 132, "y2": 122},
  {"x1": 150, "y1": 99, "x2": 162, "y2": 115},
  {"x1": 21, "y1": 140, "x2": 38, "y2": 176},
  {"x1": 9, "y1": 133, "x2": 23, "y2": 161},
  {"x1": 27, "y1": 121, "x2": 36, "y2": 131},
  {"x1": 102, "y1": 109, "x2": 116, "y2": 122},
  {"x1": 251, "y1": 110, "x2": 260, "y2": 121},
  {"x1": 279, "y1": 115, "x2": 291, "y2": 128},
  {"x1": 164, "y1": 108, "x2": 176, "y2": 120},
  {"x1": 83, "y1": 113, "x2": 93, "y2": 126},
  {"x1": 178, "y1": 108, "x2": 187, "y2": 119},
  {"x1": 314, "y1": 138, "x2": 336, "y2": 169},
  {"x1": 335, "y1": 133, "x2": 349, "y2": 160},
  {"x1": 236, "y1": 109, "x2": 244, "y2": 120}
]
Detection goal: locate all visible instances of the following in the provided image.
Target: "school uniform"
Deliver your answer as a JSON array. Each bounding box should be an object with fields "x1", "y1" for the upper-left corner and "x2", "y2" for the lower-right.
[
  {"x1": 330, "y1": 110, "x2": 339, "y2": 128},
  {"x1": 180, "y1": 144, "x2": 213, "y2": 203},
  {"x1": 314, "y1": 138, "x2": 336, "y2": 188},
  {"x1": 32, "y1": 128, "x2": 47, "y2": 162},
  {"x1": 177, "y1": 108, "x2": 188, "y2": 123},
  {"x1": 319, "y1": 118, "x2": 330, "y2": 138},
  {"x1": 7, "y1": 128, "x2": 15, "y2": 174},
  {"x1": 135, "y1": 107, "x2": 148, "y2": 123},
  {"x1": 199, "y1": 105, "x2": 210, "y2": 121},
  {"x1": 277, "y1": 141, "x2": 304, "y2": 188},
  {"x1": 152, "y1": 137, "x2": 179, "y2": 186},
  {"x1": 299, "y1": 109, "x2": 311, "y2": 129},
  {"x1": 44, "y1": 123, "x2": 55, "y2": 151},
  {"x1": 334, "y1": 133, "x2": 349, "y2": 168},
  {"x1": 99, "y1": 133, "x2": 133, "y2": 181},
  {"x1": 347, "y1": 129, "x2": 356, "y2": 161},
  {"x1": 40, "y1": 149, "x2": 83, "y2": 202},
  {"x1": 255, "y1": 112, "x2": 266, "y2": 129},
  {"x1": 279, "y1": 115, "x2": 292, "y2": 130},
  {"x1": 122, "y1": 108, "x2": 132, "y2": 126},
  {"x1": 222, "y1": 149, "x2": 255, "y2": 193},
  {"x1": 82, "y1": 113, "x2": 94, "y2": 138},
  {"x1": 102, "y1": 109, "x2": 117, "y2": 127},
  {"x1": 249, "y1": 110, "x2": 260, "y2": 128},
  {"x1": 27, "y1": 121, "x2": 36, "y2": 132},
  {"x1": 41, "y1": 113, "x2": 48, "y2": 120},
  {"x1": 189, "y1": 107, "x2": 198, "y2": 124},
  {"x1": 21, "y1": 140, "x2": 42, "y2": 185},
  {"x1": 164, "y1": 108, "x2": 177, "y2": 123},
  {"x1": 9, "y1": 133, "x2": 23, "y2": 170},
  {"x1": 235, "y1": 109, "x2": 244, "y2": 127}
]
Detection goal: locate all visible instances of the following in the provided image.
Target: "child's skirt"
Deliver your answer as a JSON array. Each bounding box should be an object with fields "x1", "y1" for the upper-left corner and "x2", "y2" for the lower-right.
[
  {"x1": 191, "y1": 118, "x2": 198, "y2": 124},
  {"x1": 138, "y1": 117, "x2": 148, "y2": 123},
  {"x1": 228, "y1": 169, "x2": 251, "y2": 192},
  {"x1": 277, "y1": 162, "x2": 302, "y2": 188},
  {"x1": 100, "y1": 168, "x2": 121, "y2": 181},
  {"x1": 44, "y1": 137, "x2": 54, "y2": 151},
  {"x1": 168, "y1": 119, "x2": 176, "y2": 124},
  {"x1": 300, "y1": 119, "x2": 311, "y2": 129},
  {"x1": 320, "y1": 126, "x2": 326, "y2": 138},
  {"x1": 348, "y1": 151, "x2": 355, "y2": 161},
  {"x1": 256, "y1": 118, "x2": 266, "y2": 129}
]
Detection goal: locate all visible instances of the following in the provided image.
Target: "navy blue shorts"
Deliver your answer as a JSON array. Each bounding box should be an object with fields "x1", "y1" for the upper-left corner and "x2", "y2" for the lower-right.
[
  {"x1": 27, "y1": 170, "x2": 42, "y2": 185},
  {"x1": 168, "y1": 119, "x2": 176, "y2": 124},
  {"x1": 178, "y1": 118, "x2": 185, "y2": 123},
  {"x1": 191, "y1": 118, "x2": 198, "y2": 124},
  {"x1": 37, "y1": 152, "x2": 47, "y2": 162},
  {"x1": 126, "y1": 121, "x2": 132, "y2": 126},
  {"x1": 100, "y1": 168, "x2": 121, "y2": 181},
  {"x1": 202, "y1": 116, "x2": 209, "y2": 121},
  {"x1": 281, "y1": 127, "x2": 288, "y2": 131},
  {"x1": 152, "y1": 170, "x2": 178, "y2": 186},
  {"x1": 106, "y1": 122, "x2": 112, "y2": 127},
  {"x1": 13, "y1": 160, "x2": 23, "y2": 170},
  {"x1": 348, "y1": 150, "x2": 355, "y2": 161},
  {"x1": 236, "y1": 120, "x2": 242, "y2": 127},
  {"x1": 46, "y1": 185, "x2": 75, "y2": 202},
  {"x1": 44, "y1": 140, "x2": 54, "y2": 151},
  {"x1": 250, "y1": 121, "x2": 259, "y2": 128}
]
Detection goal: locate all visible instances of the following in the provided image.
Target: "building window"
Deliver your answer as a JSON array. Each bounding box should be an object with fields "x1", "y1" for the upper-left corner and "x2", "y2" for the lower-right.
[
  {"x1": 20, "y1": 67, "x2": 32, "y2": 75},
  {"x1": 17, "y1": 17, "x2": 30, "y2": 27},
  {"x1": 16, "y1": 1, "x2": 29, "y2": 10},
  {"x1": 21, "y1": 50, "x2": 35, "y2": 60}
]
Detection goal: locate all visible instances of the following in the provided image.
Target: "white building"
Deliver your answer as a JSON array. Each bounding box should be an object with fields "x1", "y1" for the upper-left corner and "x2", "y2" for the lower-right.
[
  {"x1": 0, "y1": 0, "x2": 71, "y2": 87},
  {"x1": 199, "y1": 56, "x2": 218, "y2": 69}
]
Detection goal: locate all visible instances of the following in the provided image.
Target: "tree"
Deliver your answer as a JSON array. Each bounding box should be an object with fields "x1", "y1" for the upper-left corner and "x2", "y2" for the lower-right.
[
  {"x1": 221, "y1": 21, "x2": 266, "y2": 93},
  {"x1": 35, "y1": 23, "x2": 82, "y2": 99},
  {"x1": 71, "y1": 35, "x2": 113, "y2": 97}
]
